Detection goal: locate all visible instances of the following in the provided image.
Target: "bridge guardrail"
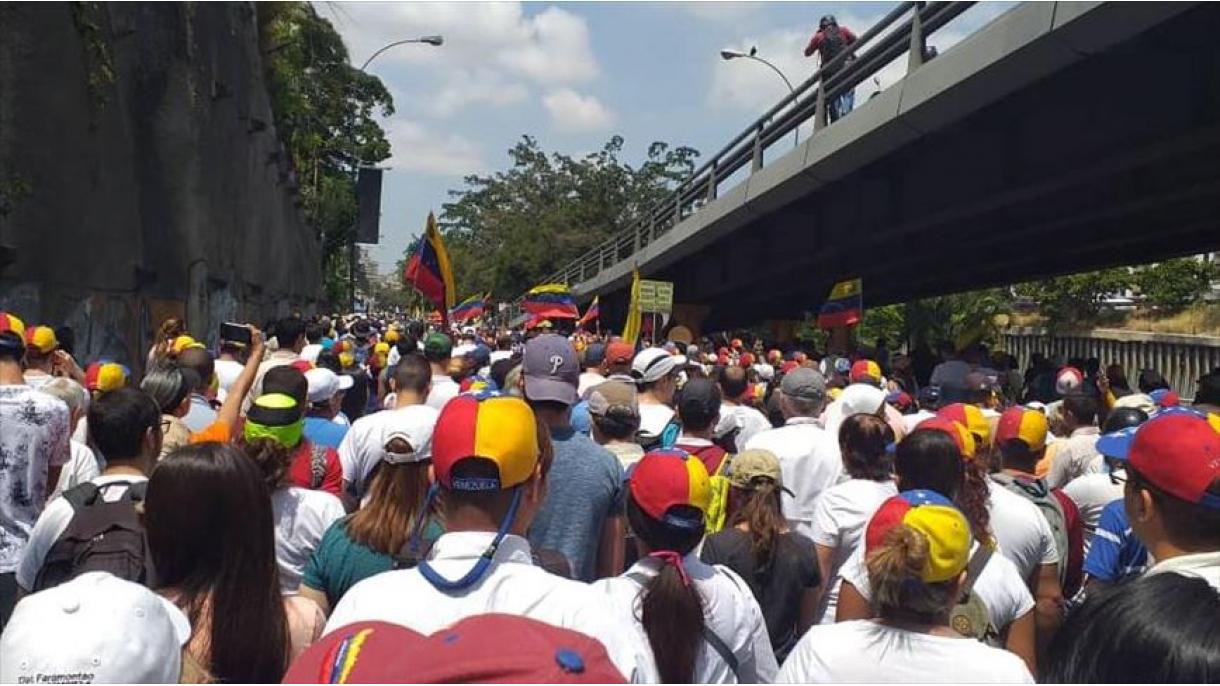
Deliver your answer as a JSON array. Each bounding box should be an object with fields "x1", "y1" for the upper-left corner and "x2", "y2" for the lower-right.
[{"x1": 507, "y1": 1, "x2": 982, "y2": 318}]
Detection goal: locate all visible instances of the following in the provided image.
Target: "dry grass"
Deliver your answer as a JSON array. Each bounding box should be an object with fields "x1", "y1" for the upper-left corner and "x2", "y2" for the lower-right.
[{"x1": 1120, "y1": 304, "x2": 1220, "y2": 336}]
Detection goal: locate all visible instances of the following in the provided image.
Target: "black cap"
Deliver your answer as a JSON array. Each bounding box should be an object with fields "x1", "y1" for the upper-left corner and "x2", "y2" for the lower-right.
[
  {"x1": 1102, "y1": 407, "x2": 1149, "y2": 433},
  {"x1": 677, "y1": 378, "x2": 721, "y2": 430}
]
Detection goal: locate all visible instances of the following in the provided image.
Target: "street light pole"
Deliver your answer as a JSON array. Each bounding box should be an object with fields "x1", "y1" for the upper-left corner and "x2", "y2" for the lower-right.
[
  {"x1": 720, "y1": 47, "x2": 801, "y2": 147},
  {"x1": 348, "y1": 35, "x2": 443, "y2": 313}
]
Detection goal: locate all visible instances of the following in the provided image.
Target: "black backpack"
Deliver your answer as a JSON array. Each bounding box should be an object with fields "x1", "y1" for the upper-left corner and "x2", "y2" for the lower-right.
[{"x1": 33, "y1": 481, "x2": 155, "y2": 592}]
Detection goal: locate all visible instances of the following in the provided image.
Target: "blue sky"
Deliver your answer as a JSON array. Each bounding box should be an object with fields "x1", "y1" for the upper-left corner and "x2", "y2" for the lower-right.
[{"x1": 318, "y1": 1, "x2": 1013, "y2": 273}]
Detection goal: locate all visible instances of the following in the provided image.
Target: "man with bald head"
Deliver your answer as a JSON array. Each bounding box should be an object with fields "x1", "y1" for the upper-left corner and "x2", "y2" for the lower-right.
[
  {"x1": 713, "y1": 365, "x2": 771, "y2": 452},
  {"x1": 177, "y1": 346, "x2": 218, "y2": 432}
]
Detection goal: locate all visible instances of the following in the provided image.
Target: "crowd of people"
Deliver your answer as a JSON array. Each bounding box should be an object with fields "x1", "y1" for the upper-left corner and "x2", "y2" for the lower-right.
[{"x1": 0, "y1": 308, "x2": 1217, "y2": 683}]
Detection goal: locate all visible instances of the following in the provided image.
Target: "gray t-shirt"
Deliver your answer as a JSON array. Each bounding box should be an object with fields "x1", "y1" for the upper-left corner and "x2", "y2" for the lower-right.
[{"x1": 529, "y1": 426, "x2": 625, "y2": 582}]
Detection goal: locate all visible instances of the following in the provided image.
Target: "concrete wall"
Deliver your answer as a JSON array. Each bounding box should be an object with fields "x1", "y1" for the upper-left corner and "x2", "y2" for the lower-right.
[{"x1": 0, "y1": 3, "x2": 320, "y2": 371}]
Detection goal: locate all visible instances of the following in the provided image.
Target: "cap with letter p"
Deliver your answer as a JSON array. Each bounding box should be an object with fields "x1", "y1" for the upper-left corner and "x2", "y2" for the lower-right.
[{"x1": 431, "y1": 394, "x2": 539, "y2": 492}]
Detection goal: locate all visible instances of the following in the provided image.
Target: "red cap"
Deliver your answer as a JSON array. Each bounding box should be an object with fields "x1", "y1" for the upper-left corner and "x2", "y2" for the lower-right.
[
  {"x1": 1120, "y1": 412, "x2": 1220, "y2": 509},
  {"x1": 284, "y1": 616, "x2": 626, "y2": 684},
  {"x1": 738, "y1": 352, "x2": 755, "y2": 369},
  {"x1": 605, "y1": 342, "x2": 634, "y2": 366},
  {"x1": 628, "y1": 449, "x2": 712, "y2": 529}
]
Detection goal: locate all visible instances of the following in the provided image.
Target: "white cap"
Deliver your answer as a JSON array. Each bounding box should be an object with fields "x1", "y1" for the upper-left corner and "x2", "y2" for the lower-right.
[
  {"x1": 753, "y1": 363, "x2": 775, "y2": 381},
  {"x1": 380, "y1": 405, "x2": 438, "y2": 465},
  {"x1": 306, "y1": 368, "x2": 354, "y2": 404},
  {"x1": 632, "y1": 348, "x2": 687, "y2": 384},
  {"x1": 1, "y1": 572, "x2": 191, "y2": 684}
]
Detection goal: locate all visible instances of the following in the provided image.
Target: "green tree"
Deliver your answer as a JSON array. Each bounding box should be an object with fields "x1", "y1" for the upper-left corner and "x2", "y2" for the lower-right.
[
  {"x1": 1131, "y1": 257, "x2": 1218, "y2": 312},
  {"x1": 1013, "y1": 268, "x2": 1130, "y2": 327},
  {"x1": 434, "y1": 135, "x2": 699, "y2": 299},
  {"x1": 257, "y1": 3, "x2": 393, "y2": 307}
]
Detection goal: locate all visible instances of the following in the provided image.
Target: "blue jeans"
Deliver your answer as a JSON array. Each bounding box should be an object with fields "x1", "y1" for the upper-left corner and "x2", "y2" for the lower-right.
[{"x1": 830, "y1": 90, "x2": 855, "y2": 122}]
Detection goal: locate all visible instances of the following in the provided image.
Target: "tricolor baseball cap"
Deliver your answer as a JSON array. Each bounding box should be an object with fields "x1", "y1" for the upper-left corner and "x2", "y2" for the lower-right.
[
  {"x1": 628, "y1": 449, "x2": 712, "y2": 530},
  {"x1": 0, "y1": 572, "x2": 191, "y2": 684},
  {"x1": 24, "y1": 325, "x2": 58, "y2": 354},
  {"x1": 284, "y1": 616, "x2": 625, "y2": 684},
  {"x1": 914, "y1": 416, "x2": 977, "y2": 459},
  {"x1": 996, "y1": 406, "x2": 1049, "y2": 453},
  {"x1": 431, "y1": 394, "x2": 539, "y2": 491},
  {"x1": 850, "y1": 359, "x2": 882, "y2": 386},
  {"x1": 938, "y1": 403, "x2": 992, "y2": 447},
  {"x1": 1148, "y1": 388, "x2": 1180, "y2": 409},
  {"x1": 1056, "y1": 366, "x2": 1084, "y2": 396},
  {"x1": 1101, "y1": 409, "x2": 1220, "y2": 509},
  {"x1": 85, "y1": 361, "x2": 129, "y2": 393},
  {"x1": 0, "y1": 311, "x2": 26, "y2": 337},
  {"x1": 865, "y1": 490, "x2": 973, "y2": 583}
]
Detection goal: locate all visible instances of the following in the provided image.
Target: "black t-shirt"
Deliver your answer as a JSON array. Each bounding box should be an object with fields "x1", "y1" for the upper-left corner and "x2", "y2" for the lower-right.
[{"x1": 700, "y1": 528, "x2": 820, "y2": 663}]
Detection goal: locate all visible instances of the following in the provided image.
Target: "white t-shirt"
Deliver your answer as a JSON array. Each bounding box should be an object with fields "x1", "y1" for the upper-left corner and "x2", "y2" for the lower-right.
[
  {"x1": 1146, "y1": 551, "x2": 1220, "y2": 592},
  {"x1": 1045, "y1": 428, "x2": 1102, "y2": 489},
  {"x1": 713, "y1": 403, "x2": 773, "y2": 453},
  {"x1": 271, "y1": 486, "x2": 345, "y2": 594},
  {"x1": 50, "y1": 442, "x2": 104, "y2": 501},
  {"x1": 15, "y1": 474, "x2": 147, "y2": 589},
  {"x1": 777, "y1": 620, "x2": 1033, "y2": 683},
  {"x1": 902, "y1": 409, "x2": 937, "y2": 435},
  {"x1": 637, "y1": 403, "x2": 676, "y2": 442},
  {"x1": 577, "y1": 371, "x2": 606, "y2": 399},
  {"x1": 300, "y1": 343, "x2": 323, "y2": 364},
  {"x1": 425, "y1": 375, "x2": 460, "y2": 411},
  {"x1": 593, "y1": 556, "x2": 778, "y2": 684},
  {"x1": 214, "y1": 359, "x2": 243, "y2": 396},
  {"x1": 0, "y1": 385, "x2": 71, "y2": 574},
  {"x1": 336, "y1": 404, "x2": 440, "y2": 499},
  {"x1": 1063, "y1": 472, "x2": 1124, "y2": 556},
  {"x1": 809, "y1": 478, "x2": 898, "y2": 623},
  {"x1": 326, "y1": 532, "x2": 651, "y2": 681},
  {"x1": 987, "y1": 481, "x2": 1060, "y2": 581},
  {"x1": 838, "y1": 541, "x2": 1035, "y2": 634},
  {"x1": 744, "y1": 418, "x2": 843, "y2": 540}
]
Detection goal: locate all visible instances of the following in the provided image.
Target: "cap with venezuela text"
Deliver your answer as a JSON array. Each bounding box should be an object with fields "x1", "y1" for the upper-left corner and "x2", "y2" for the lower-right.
[{"x1": 431, "y1": 394, "x2": 538, "y2": 491}]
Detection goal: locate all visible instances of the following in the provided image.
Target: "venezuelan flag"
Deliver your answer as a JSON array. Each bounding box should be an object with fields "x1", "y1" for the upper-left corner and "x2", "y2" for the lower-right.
[
  {"x1": 451, "y1": 293, "x2": 488, "y2": 324},
  {"x1": 817, "y1": 278, "x2": 863, "y2": 329},
  {"x1": 404, "y1": 212, "x2": 456, "y2": 317},
  {"x1": 523, "y1": 283, "x2": 579, "y2": 319},
  {"x1": 578, "y1": 296, "x2": 600, "y2": 327}
]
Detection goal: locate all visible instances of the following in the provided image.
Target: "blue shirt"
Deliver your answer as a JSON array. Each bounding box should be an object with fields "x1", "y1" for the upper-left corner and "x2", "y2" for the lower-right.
[
  {"x1": 570, "y1": 400, "x2": 592, "y2": 435},
  {"x1": 528, "y1": 425, "x2": 625, "y2": 582},
  {"x1": 305, "y1": 416, "x2": 349, "y2": 450},
  {"x1": 182, "y1": 394, "x2": 218, "y2": 433},
  {"x1": 1083, "y1": 499, "x2": 1149, "y2": 583}
]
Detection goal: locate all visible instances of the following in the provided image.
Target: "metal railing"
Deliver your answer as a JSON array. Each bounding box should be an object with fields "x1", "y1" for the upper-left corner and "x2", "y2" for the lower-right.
[{"x1": 508, "y1": 1, "x2": 978, "y2": 316}]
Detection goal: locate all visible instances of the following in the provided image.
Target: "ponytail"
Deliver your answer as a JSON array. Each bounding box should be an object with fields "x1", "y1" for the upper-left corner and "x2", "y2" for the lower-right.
[
  {"x1": 958, "y1": 459, "x2": 994, "y2": 547},
  {"x1": 627, "y1": 499, "x2": 705, "y2": 683},
  {"x1": 728, "y1": 482, "x2": 785, "y2": 580},
  {"x1": 866, "y1": 525, "x2": 957, "y2": 624}
]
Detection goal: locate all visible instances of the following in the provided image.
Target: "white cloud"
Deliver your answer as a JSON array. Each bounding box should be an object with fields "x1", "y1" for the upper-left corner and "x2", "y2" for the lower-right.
[
  {"x1": 317, "y1": 2, "x2": 598, "y2": 87},
  {"x1": 543, "y1": 89, "x2": 616, "y2": 133},
  {"x1": 384, "y1": 119, "x2": 487, "y2": 176},
  {"x1": 425, "y1": 69, "x2": 530, "y2": 117}
]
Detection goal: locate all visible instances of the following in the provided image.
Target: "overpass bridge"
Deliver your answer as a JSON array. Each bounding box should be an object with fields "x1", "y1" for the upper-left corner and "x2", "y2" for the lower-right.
[{"x1": 522, "y1": 1, "x2": 1220, "y2": 334}]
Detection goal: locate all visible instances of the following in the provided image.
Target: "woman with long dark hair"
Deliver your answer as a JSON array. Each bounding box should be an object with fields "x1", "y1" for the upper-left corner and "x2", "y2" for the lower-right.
[
  {"x1": 594, "y1": 449, "x2": 777, "y2": 683},
  {"x1": 701, "y1": 449, "x2": 821, "y2": 663},
  {"x1": 810, "y1": 414, "x2": 896, "y2": 624},
  {"x1": 237, "y1": 393, "x2": 345, "y2": 594},
  {"x1": 146, "y1": 442, "x2": 322, "y2": 682},
  {"x1": 300, "y1": 413, "x2": 439, "y2": 613},
  {"x1": 779, "y1": 491, "x2": 1033, "y2": 682},
  {"x1": 835, "y1": 424, "x2": 1038, "y2": 674}
]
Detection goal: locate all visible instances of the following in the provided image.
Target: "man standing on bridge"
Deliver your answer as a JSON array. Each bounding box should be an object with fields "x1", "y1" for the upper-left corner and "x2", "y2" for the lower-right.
[{"x1": 804, "y1": 15, "x2": 858, "y2": 122}]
